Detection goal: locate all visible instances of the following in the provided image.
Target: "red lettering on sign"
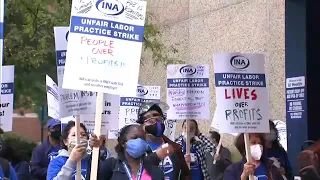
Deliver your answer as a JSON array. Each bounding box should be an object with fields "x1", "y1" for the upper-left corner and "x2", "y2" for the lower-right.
[{"x1": 225, "y1": 88, "x2": 257, "y2": 100}]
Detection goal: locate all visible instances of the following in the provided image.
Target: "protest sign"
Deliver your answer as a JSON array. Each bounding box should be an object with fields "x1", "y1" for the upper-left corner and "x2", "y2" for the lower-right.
[
  {"x1": 62, "y1": 0, "x2": 147, "y2": 96},
  {"x1": 163, "y1": 119, "x2": 177, "y2": 141},
  {"x1": 54, "y1": 26, "x2": 97, "y2": 118},
  {"x1": 59, "y1": 94, "x2": 119, "y2": 135},
  {"x1": 273, "y1": 120, "x2": 287, "y2": 151},
  {"x1": 213, "y1": 53, "x2": 269, "y2": 133},
  {"x1": 210, "y1": 108, "x2": 238, "y2": 136},
  {"x1": 167, "y1": 64, "x2": 210, "y2": 120},
  {"x1": 108, "y1": 85, "x2": 160, "y2": 139},
  {"x1": 1, "y1": 66, "x2": 14, "y2": 132},
  {"x1": 46, "y1": 75, "x2": 59, "y2": 119},
  {"x1": 54, "y1": 26, "x2": 120, "y2": 118}
]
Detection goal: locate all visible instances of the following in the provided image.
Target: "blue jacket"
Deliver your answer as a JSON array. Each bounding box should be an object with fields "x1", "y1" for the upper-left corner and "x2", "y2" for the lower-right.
[
  {"x1": 12, "y1": 161, "x2": 31, "y2": 180},
  {"x1": 30, "y1": 139, "x2": 61, "y2": 180},
  {"x1": 0, "y1": 162, "x2": 18, "y2": 180},
  {"x1": 47, "y1": 149, "x2": 90, "y2": 180}
]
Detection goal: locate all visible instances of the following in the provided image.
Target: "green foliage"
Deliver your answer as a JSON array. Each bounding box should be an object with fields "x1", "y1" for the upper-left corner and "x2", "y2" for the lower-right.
[
  {"x1": 2, "y1": 134, "x2": 37, "y2": 162},
  {"x1": 4, "y1": 0, "x2": 182, "y2": 113}
]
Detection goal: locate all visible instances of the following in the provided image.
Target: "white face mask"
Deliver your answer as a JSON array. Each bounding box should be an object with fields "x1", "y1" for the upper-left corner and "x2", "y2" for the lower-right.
[
  {"x1": 182, "y1": 131, "x2": 195, "y2": 139},
  {"x1": 250, "y1": 144, "x2": 263, "y2": 160}
]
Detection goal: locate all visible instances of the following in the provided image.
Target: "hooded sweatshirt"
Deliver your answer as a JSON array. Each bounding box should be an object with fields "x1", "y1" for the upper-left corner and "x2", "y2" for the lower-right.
[
  {"x1": 47, "y1": 149, "x2": 90, "y2": 180},
  {"x1": 30, "y1": 138, "x2": 61, "y2": 180}
]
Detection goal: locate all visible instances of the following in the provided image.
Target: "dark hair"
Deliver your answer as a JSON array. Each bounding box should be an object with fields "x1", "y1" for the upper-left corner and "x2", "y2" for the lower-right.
[
  {"x1": 234, "y1": 133, "x2": 265, "y2": 156},
  {"x1": 182, "y1": 119, "x2": 200, "y2": 136},
  {"x1": 209, "y1": 131, "x2": 220, "y2": 142},
  {"x1": 0, "y1": 145, "x2": 13, "y2": 161},
  {"x1": 269, "y1": 120, "x2": 283, "y2": 149},
  {"x1": 115, "y1": 124, "x2": 140, "y2": 153},
  {"x1": 234, "y1": 133, "x2": 272, "y2": 177},
  {"x1": 61, "y1": 121, "x2": 89, "y2": 150}
]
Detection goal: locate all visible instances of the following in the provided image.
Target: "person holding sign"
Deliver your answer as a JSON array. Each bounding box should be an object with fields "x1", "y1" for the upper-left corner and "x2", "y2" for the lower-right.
[
  {"x1": 31, "y1": 119, "x2": 61, "y2": 180},
  {"x1": 98, "y1": 135, "x2": 113, "y2": 160},
  {"x1": 98, "y1": 124, "x2": 169, "y2": 179},
  {"x1": 206, "y1": 131, "x2": 231, "y2": 180},
  {"x1": 175, "y1": 119, "x2": 214, "y2": 180},
  {"x1": 136, "y1": 102, "x2": 191, "y2": 180},
  {"x1": 223, "y1": 133, "x2": 283, "y2": 180},
  {"x1": 47, "y1": 121, "x2": 90, "y2": 180},
  {"x1": 264, "y1": 121, "x2": 293, "y2": 180}
]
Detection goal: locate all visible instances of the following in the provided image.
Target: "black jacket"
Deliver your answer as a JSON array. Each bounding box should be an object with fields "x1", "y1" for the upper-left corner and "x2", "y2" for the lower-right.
[
  {"x1": 161, "y1": 135, "x2": 190, "y2": 180},
  {"x1": 97, "y1": 151, "x2": 164, "y2": 180}
]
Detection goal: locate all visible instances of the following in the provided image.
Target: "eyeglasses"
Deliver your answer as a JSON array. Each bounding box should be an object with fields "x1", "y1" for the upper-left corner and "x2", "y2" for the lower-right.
[{"x1": 143, "y1": 116, "x2": 164, "y2": 124}]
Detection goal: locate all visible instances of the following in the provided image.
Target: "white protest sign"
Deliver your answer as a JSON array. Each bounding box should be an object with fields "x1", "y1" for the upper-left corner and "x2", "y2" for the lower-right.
[
  {"x1": 54, "y1": 26, "x2": 120, "y2": 119},
  {"x1": 46, "y1": 75, "x2": 59, "y2": 119},
  {"x1": 273, "y1": 120, "x2": 287, "y2": 151},
  {"x1": 1, "y1": 66, "x2": 14, "y2": 132},
  {"x1": 167, "y1": 64, "x2": 210, "y2": 120},
  {"x1": 62, "y1": 1, "x2": 147, "y2": 96},
  {"x1": 60, "y1": 107, "x2": 119, "y2": 136},
  {"x1": 211, "y1": 107, "x2": 238, "y2": 136},
  {"x1": 163, "y1": 119, "x2": 177, "y2": 141},
  {"x1": 119, "y1": 85, "x2": 160, "y2": 128},
  {"x1": 108, "y1": 85, "x2": 160, "y2": 139},
  {"x1": 213, "y1": 53, "x2": 269, "y2": 133}
]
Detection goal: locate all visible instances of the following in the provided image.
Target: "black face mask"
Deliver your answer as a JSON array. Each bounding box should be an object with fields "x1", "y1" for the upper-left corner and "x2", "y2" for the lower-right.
[
  {"x1": 145, "y1": 122, "x2": 165, "y2": 137},
  {"x1": 50, "y1": 130, "x2": 61, "y2": 140}
]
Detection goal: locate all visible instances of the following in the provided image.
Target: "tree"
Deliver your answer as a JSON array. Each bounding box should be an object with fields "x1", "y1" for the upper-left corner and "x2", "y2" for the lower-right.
[{"x1": 4, "y1": 0, "x2": 182, "y2": 113}]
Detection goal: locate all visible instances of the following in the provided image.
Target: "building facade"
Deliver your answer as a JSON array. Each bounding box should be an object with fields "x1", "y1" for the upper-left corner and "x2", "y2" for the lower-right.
[{"x1": 140, "y1": 0, "x2": 285, "y2": 142}]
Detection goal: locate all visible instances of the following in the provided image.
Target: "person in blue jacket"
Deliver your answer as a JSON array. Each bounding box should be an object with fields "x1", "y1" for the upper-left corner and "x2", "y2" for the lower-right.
[
  {"x1": 0, "y1": 145, "x2": 31, "y2": 180},
  {"x1": 0, "y1": 156, "x2": 18, "y2": 180},
  {"x1": 47, "y1": 121, "x2": 90, "y2": 180},
  {"x1": 30, "y1": 119, "x2": 61, "y2": 180}
]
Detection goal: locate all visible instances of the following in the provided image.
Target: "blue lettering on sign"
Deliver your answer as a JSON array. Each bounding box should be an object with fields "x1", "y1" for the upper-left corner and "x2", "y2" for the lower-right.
[
  {"x1": 65, "y1": 31, "x2": 69, "y2": 42},
  {"x1": 179, "y1": 65, "x2": 196, "y2": 75},
  {"x1": 1, "y1": 83, "x2": 14, "y2": 94},
  {"x1": 96, "y1": 0, "x2": 125, "y2": 16},
  {"x1": 136, "y1": 86, "x2": 148, "y2": 96},
  {"x1": 230, "y1": 55, "x2": 250, "y2": 69}
]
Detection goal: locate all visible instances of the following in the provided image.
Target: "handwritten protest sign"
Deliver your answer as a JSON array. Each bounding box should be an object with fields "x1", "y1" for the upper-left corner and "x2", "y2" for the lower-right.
[
  {"x1": 213, "y1": 53, "x2": 269, "y2": 133},
  {"x1": 54, "y1": 27, "x2": 120, "y2": 118},
  {"x1": 167, "y1": 64, "x2": 210, "y2": 120},
  {"x1": 62, "y1": 0, "x2": 147, "y2": 96},
  {"x1": 108, "y1": 85, "x2": 160, "y2": 139},
  {"x1": 1, "y1": 66, "x2": 14, "y2": 132},
  {"x1": 46, "y1": 75, "x2": 59, "y2": 119},
  {"x1": 163, "y1": 119, "x2": 177, "y2": 141}
]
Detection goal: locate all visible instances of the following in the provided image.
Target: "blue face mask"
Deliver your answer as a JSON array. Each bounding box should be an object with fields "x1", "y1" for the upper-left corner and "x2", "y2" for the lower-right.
[{"x1": 125, "y1": 138, "x2": 149, "y2": 158}]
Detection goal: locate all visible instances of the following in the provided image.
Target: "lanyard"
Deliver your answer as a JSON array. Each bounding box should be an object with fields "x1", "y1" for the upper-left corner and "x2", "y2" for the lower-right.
[{"x1": 122, "y1": 161, "x2": 144, "y2": 180}]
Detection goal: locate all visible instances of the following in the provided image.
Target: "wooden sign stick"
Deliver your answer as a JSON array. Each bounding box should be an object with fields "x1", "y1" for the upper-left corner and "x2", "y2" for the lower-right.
[
  {"x1": 75, "y1": 115, "x2": 81, "y2": 180},
  {"x1": 244, "y1": 133, "x2": 254, "y2": 180},
  {"x1": 90, "y1": 92, "x2": 104, "y2": 180}
]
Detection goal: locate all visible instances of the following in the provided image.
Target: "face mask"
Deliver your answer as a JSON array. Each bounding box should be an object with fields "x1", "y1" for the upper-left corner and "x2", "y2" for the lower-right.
[
  {"x1": 264, "y1": 129, "x2": 277, "y2": 142},
  {"x1": 182, "y1": 132, "x2": 195, "y2": 140},
  {"x1": 67, "y1": 139, "x2": 88, "y2": 152},
  {"x1": 145, "y1": 121, "x2": 165, "y2": 137},
  {"x1": 182, "y1": 131, "x2": 187, "y2": 139},
  {"x1": 250, "y1": 144, "x2": 263, "y2": 161},
  {"x1": 125, "y1": 138, "x2": 148, "y2": 158},
  {"x1": 50, "y1": 130, "x2": 61, "y2": 140}
]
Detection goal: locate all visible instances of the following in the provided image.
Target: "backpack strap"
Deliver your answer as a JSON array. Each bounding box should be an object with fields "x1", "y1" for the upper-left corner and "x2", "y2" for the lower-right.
[{"x1": 0, "y1": 158, "x2": 10, "y2": 178}]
